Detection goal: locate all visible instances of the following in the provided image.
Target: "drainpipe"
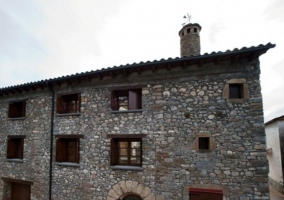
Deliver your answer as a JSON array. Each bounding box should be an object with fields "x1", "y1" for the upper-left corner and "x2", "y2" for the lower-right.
[{"x1": 47, "y1": 82, "x2": 55, "y2": 200}]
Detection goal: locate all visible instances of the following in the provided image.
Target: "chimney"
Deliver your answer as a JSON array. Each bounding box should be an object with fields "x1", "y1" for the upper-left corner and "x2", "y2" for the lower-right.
[{"x1": 179, "y1": 23, "x2": 202, "y2": 57}]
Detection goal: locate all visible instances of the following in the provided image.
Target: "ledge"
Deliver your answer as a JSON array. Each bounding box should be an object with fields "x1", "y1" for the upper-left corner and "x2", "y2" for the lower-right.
[
  {"x1": 56, "y1": 113, "x2": 81, "y2": 117},
  {"x1": 9, "y1": 117, "x2": 25, "y2": 120},
  {"x1": 6, "y1": 159, "x2": 23, "y2": 163},
  {"x1": 55, "y1": 162, "x2": 80, "y2": 167},
  {"x1": 111, "y1": 165, "x2": 142, "y2": 171},
  {"x1": 111, "y1": 109, "x2": 143, "y2": 114}
]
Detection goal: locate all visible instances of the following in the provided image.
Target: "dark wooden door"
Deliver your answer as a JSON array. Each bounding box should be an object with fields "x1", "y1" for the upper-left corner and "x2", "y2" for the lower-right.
[
  {"x1": 189, "y1": 188, "x2": 222, "y2": 200},
  {"x1": 11, "y1": 183, "x2": 30, "y2": 200}
]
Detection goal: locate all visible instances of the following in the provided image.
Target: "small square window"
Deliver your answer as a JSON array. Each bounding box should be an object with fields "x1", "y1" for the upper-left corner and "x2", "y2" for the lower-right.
[
  {"x1": 111, "y1": 138, "x2": 142, "y2": 166},
  {"x1": 56, "y1": 93, "x2": 81, "y2": 114},
  {"x1": 229, "y1": 84, "x2": 243, "y2": 99},
  {"x1": 111, "y1": 89, "x2": 142, "y2": 111},
  {"x1": 187, "y1": 28, "x2": 191, "y2": 33},
  {"x1": 199, "y1": 137, "x2": 209, "y2": 150},
  {"x1": 7, "y1": 137, "x2": 25, "y2": 159},
  {"x1": 56, "y1": 137, "x2": 81, "y2": 163},
  {"x1": 8, "y1": 101, "x2": 26, "y2": 118}
]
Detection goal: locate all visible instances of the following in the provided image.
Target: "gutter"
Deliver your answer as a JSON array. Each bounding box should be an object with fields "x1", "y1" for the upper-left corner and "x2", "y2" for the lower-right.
[{"x1": 46, "y1": 82, "x2": 55, "y2": 200}]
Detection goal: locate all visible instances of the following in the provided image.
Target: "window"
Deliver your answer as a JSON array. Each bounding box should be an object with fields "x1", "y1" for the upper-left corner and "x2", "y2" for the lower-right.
[
  {"x1": 187, "y1": 28, "x2": 191, "y2": 33},
  {"x1": 111, "y1": 89, "x2": 142, "y2": 111},
  {"x1": 56, "y1": 93, "x2": 81, "y2": 114},
  {"x1": 223, "y1": 78, "x2": 249, "y2": 102},
  {"x1": 229, "y1": 84, "x2": 243, "y2": 99},
  {"x1": 7, "y1": 136, "x2": 25, "y2": 159},
  {"x1": 110, "y1": 138, "x2": 142, "y2": 166},
  {"x1": 194, "y1": 28, "x2": 197, "y2": 32},
  {"x1": 55, "y1": 135, "x2": 83, "y2": 163},
  {"x1": 199, "y1": 137, "x2": 209, "y2": 150},
  {"x1": 8, "y1": 101, "x2": 26, "y2": 118}
]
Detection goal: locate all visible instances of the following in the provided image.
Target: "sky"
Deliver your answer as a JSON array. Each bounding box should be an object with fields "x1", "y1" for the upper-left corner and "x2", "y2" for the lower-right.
[{"x1": 0, "y1": 0, "x2": 283, "y2": 122}]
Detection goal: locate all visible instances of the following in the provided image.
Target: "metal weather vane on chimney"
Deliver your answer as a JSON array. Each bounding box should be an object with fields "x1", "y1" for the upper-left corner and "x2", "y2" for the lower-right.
[{"x1": 182, "y1": 13, "x2": 191, "y2": 26}]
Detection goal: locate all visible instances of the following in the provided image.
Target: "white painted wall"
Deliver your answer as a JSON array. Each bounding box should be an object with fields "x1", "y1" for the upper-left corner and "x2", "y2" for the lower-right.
[{"x1": 266, "y1": 121, "x2": 283, "y2": 184}]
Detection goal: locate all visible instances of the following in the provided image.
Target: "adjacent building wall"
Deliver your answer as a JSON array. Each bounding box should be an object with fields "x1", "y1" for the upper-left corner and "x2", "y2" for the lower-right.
[{"x1": 266, "y1": 119, "x2": 284, "y2": 194}]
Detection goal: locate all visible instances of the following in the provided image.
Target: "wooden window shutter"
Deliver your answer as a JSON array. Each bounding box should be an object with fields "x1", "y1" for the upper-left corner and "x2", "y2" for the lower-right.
[
  {"x1": 56, "y1": 139, "x2": 66, "y2": 162},
  {"x1": 7, "y1": 138, "x2": 15, "y2": 158},
  {"x1": 75, "y1": 139, "x2": 79, "y2": 163},
  {"x1": 111, "y1": 91, "x2": 119, "y2": 110},
  {"x1": 56, "y1": 96, "x2": 65, "y2": 114},
  {"x1": 110, "y1": 139, "x2": 118, "y2": 165},
  {"x1": 22, "y1": 101, "x2": 26, "y2": 117},
  {"x1": 8, "y1": 103, "x2": 17, "y2": 118},
  {"x1": 20, "y1": 138, "x2": 24, "y2": 159},
  {"x1": 128, "y1": 89, "x2": 141, "y2": 110},
  {"x1": 77, "y1": 93, "x2": 81, "y2": 113}
]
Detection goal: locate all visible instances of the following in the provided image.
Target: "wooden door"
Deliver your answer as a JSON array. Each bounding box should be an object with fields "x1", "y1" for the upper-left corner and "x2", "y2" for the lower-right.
[
  {"x1": 11, "y1": 183, "x2": 30, "y2": 200},
  {"x1": 189, "y1": 188, "x2": 222, "y2": 200}
]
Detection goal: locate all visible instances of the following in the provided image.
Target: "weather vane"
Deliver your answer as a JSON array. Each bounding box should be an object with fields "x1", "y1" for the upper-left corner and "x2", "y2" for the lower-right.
[{"x1": 182, "y1": 13, "x2": 191, "y2": 26}]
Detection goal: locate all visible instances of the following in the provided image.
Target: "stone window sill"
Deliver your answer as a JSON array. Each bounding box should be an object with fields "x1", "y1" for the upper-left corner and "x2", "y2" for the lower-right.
[
  {"x1": 56, "y1": 113, "x2": 81, "y2": 117},
  {"x1": 55, "y1": 162, "x2": 80, "y2": 167},
  {"x1": 111, "y1": 165, "x2": 142, "y2": 171},
  {"x1": 111, "y1": 109, "x2": 143, "y2": 114},
  {"x1": 9, "y1": 117, "x2": 25, "y2": 120},
  {"x1": 6, "y1": 159, "x2": 23, "y2": 163}
]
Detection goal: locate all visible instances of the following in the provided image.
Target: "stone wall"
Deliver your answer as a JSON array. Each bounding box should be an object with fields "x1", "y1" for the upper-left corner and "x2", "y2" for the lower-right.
[{"x1": 0, "y1": 58, "x2": 269, "y2": 199}]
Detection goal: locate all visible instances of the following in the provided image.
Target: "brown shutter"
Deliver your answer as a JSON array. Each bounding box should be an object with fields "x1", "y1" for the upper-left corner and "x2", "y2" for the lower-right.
[
  {"x1": 20, "y1": 138, "x2": 24, "y2": 159},
  {"x1": 56, "y1": 96, "x2": 65, "y2": 114},
  {"x1": 56, "y1": 139, "x2": 66, "y2": 162},
  {"x1": 111, "y1": 90, "x2": 119, "y2": 110},
  {"x1": 22, "y1": 101, "x2": 26, "y2": 117},
  {"x1": 129, "y1": 89, "x2": 142, "y2": 110},
  {"x1": 110, "y1": 139, "x2": 118, "y2": 165},
  {"x1": 75, "y1": 139, "x2": 79, "y2": 163},
  {"x1": 7, "y1": 138, "x2": 14, "y2": 158},
  {"x1": 8, "y1": 103, "x2": 16, "y2": 118},
  {"x1": 77, "y1": 93, "x2": 81, "y2": 113}
]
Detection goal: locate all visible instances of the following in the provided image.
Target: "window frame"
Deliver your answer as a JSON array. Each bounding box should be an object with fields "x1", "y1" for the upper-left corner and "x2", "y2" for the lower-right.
[
  {"x1": 110, "y1": 86, "x2": 144, "y2": 112},
  {"x1": 8, "y1": 100, "x2": 26, "y2": 118},
  {"x1": 6, "y1": 136, "x2": 26, "y2": 160},
  {"x1": 56, "y1": 93, "x2": 81, "y2": 115},
  {"x1": 222, "y1": 78, "x2": 249, "y2": 102},
  {"x1": 55, "y1": 135, "x2": 84, "y2": 164},
  {"x1": 108, "y1": 134, "x2": 146, "y2": 168}
]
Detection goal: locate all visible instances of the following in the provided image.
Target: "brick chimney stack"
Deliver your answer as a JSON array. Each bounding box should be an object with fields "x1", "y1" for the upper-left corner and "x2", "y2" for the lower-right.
[{"x1": 179, "y1": 23, "x2": 202, "y2": 57}]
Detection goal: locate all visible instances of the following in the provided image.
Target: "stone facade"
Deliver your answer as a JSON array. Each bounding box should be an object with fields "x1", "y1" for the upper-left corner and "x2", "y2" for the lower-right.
[{"x1": 0, "y1": 52, "x2": 273, "y2": 199}]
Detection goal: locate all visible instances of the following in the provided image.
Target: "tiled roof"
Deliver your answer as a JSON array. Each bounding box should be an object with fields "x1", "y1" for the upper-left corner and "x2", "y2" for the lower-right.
[{"x1": 0, "y1": 43, "x2": 275, "y2": 96}]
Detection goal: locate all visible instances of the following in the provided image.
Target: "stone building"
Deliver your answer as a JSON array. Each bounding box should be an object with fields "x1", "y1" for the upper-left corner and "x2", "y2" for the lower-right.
[
  {"x1": 265, "y1": 115, "x2": 284, "y2": 194},
  {"x1": 0, "y1": 22, "x2": 275, "y2": 200}
]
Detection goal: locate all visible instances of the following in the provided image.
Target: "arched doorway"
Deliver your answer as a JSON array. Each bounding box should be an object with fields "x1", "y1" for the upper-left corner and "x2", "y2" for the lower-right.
[{"x1": 123, "y1": 195, "x2": 142, "y2": 200}]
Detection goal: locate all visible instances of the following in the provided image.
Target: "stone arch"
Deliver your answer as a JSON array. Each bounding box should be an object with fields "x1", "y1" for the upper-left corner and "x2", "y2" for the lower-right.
[{"x1": 107, "y1": 180, "x2": 155, "y2": 200}]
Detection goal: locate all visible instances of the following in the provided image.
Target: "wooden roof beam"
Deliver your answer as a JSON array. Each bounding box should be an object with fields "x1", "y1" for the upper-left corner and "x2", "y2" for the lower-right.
[
  {"x1": 137, "y1": 67, "x2": 141, "y2": 75},
  {"x1": 198, "y1": 59, "x2": 204, "y2": 67},
  {"x1": 231, "y1": 54, "x2": 240, "y2": 63},
  {"x1": 167, "y1": 64, "x2": 171, "y2": 71},
  {"x1": 122, "y1": 69, "x2": 128, "y2": 76},
  {"x1": 214, "y1": 56, "x2": 222, "y2": 65}
]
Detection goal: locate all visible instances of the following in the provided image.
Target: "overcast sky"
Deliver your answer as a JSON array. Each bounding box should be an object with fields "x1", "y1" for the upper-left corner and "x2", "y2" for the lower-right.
[{"x1": 0, "y1": 0, "x2": 283, "y2": 122}]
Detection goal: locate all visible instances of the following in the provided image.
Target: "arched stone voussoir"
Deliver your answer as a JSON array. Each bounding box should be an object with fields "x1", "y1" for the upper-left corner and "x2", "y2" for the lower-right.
[{"x1": 107, "y1": 180, "x2": 155, "y2": 200}]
